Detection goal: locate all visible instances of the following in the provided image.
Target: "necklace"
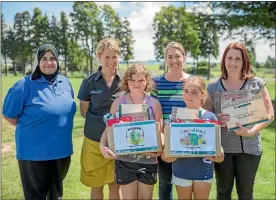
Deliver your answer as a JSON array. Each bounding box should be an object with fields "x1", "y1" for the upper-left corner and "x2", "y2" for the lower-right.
[{"x1": 129, "y1": 93, "x2": 145, "y2": 104}]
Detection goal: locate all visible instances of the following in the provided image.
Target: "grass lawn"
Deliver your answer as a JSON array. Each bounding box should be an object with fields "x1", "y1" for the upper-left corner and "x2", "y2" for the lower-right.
[{"x1": 1, "y1": 74, "x2": 275, "y2": 199}]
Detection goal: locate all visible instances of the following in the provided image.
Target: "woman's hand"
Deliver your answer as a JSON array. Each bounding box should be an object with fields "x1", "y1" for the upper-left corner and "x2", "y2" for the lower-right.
[
  {"x1": 160, "y1": 151, "x2": 177, "y2": 163},
  {"x1": 99, "y1": 144, "x2": 116, "y2": 159},
  {"x1": 234, "y1": 123, "x2": 253, "y2": 137},
  {"x1": 217, "y1": 113, "x2": 230, "y2": 127}
]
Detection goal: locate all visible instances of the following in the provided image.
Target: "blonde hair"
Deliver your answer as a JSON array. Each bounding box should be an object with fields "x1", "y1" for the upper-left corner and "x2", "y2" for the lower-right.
[
  {"x1": 164, "y1": 41, "x2": 186, "y2": 58},
  {"x1": 184, "y1": 76, "x2": 207, "y2": 105},
  {"x1": 120, "y1": 63, "x2": 153, "y2": 93},
  {"x1": 96, "y1": 38, "x2": 120, "y2": 58}
]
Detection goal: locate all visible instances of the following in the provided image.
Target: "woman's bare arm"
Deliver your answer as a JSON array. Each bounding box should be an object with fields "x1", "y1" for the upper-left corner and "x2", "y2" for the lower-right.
[
  {"x1": 79, "y1": 100, "x2": 89, "y2": 118},
  {"x1": 3, "y1": 116, "x2": 18, "y2": 126}
]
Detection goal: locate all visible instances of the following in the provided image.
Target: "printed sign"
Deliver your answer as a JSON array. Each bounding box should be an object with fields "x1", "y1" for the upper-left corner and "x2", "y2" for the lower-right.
[
  {"x1": 169, "y1": 123, "x2": 217, "y2": 156},
  {"x1": 164, "y1": 122, "x2": 221, "y2": 157},
  {"x1": 221, "y1": 93, "x2": 269, "y2": 131},
  {"x1": 112, "y1": 120, "x2": 159, "y2": 155}
]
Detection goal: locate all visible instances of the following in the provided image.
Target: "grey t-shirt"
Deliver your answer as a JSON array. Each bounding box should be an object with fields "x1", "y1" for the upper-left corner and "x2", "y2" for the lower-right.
[
  {"x1": 207, "y1": 77, "x2": 266, "y2": 155},
  {"x1": 77, "y1": 67, "x2": 123, "y2": 142}
]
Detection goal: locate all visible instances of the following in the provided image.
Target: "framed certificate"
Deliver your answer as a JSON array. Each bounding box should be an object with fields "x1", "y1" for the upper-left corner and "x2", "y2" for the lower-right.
[
  {"x1": 107, "y1": 120, "x2": 162, "y2": 155},
  {"x1": 221, "y1": 93, "x2": 269, "y2": 131},
  {"x1": 164, "y1": 123, "x2": 221, "y2": 157}
]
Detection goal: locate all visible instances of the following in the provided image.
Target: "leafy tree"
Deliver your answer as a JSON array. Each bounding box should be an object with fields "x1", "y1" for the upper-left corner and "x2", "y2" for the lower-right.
[
  {"x1": 30, "y1": 8, "x2": 49, "y2": 52},
  {"x1": 48, "y1": 15, "x2": 61, "y2": 50},
  {"x1": 153, "y1": 5, "x2": 200, "y2": 72},
  {"x1": 100, "y1": 5, "x2": 121, "y2": 38},
  {"x1": 119, "y1": 17, "x2": 135, "y2": 66},
  {"x1": 1, "y1": 14, "x2": 9, "y2": 75},
  {"x1": 192, "y1": 12, "x2": 219, "y2": 79},
  {"x1": 5, "y1": 28, "x2": 18, "y2": 75},
  {"x1": 209, "y1": 2, "x2": 276, "y2": 46},
  {"x1": 59, "y1": 11, "x2": 70, "y2": 76},
  {"x1": 67, "y1": 38, "x2": 87, "y2": 73},
  {"x1": 70, "y1": 2, "x2": 103, "y2": 75},
  {"x1": 13, "y1": 11, "x2": 32, "y2": 74},
  {"x1": 264, "y1": 56, "x2": 275, "y2": 68},
  {"x1": 245, "y1": 38, "x2": 256, "y2": 67}
]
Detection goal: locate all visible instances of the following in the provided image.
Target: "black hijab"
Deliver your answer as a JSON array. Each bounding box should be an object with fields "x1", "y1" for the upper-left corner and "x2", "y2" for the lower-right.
[{"x1": 31, "y1": 44, "x2": 60, "y2": 82}]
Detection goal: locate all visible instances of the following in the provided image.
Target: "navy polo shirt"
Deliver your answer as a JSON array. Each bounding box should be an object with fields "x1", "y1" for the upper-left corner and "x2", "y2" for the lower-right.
[
  {"x1": 78, "y1": 66, "x2": 123, "y2": 142},
  {"x1": 172, "y1": 110, "x2": 217, "y2": 180},
  {"x1": 2, "y1": 74, "x2": 76, "y2": 161}
]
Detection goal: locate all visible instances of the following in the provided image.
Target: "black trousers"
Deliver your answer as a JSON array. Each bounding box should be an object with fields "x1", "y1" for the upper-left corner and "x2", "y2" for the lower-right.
[
  {"x1": 157, "y1": 156, "x2": 173, "y2": 200},
  {"x1": 18, "y1": 156, "x2": 71, "y2": 200},
  {"x1": 214, "y1": 153, "x2": 261, "y2": 200}
]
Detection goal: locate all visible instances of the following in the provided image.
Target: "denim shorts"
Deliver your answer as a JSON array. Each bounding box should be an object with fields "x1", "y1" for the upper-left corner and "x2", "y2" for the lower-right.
[{"x1": 172, "y1": 174, "x2": 213, "y2": 187}]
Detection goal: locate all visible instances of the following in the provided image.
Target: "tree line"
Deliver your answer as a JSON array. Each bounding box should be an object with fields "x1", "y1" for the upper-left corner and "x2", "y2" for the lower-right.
[
  {"x1": 152, "y1": 2, "x2": 275, "y2": 79},
  {"x1": 1, "y1": 2, "x2": 135, "y2": 76},
  {"x1": 1, "y1": 2, "x2": 275, "y2": 77}
]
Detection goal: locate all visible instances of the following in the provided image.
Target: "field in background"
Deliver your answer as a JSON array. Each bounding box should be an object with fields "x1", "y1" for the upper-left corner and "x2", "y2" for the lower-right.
[{"x1": 1, "y1": 74, "x2": 275, "y2": 199}]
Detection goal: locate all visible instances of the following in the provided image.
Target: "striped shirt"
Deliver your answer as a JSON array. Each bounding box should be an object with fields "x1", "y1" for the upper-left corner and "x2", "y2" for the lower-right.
[{"x1": 151, "y1": 74, "x2": 190, "y2": 119}]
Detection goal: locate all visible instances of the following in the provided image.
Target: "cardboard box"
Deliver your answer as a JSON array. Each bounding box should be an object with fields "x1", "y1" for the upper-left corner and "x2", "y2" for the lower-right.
[
  {"x1": 107, "y1": 121, "x2": 162, "y2": 155},
  {"x1": 107, "y1": 104, "x2": 162, "y2": 155},
  {"x1": 164, "y1": 123, "x2": 221, "y2": 158}
]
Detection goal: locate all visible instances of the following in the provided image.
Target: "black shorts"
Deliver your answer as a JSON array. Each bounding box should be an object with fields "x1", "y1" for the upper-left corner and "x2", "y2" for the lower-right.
[
  {"x1": 18, "y1": 156, "x2": 71, "y2": 200},
  {"x1": 115, "y1": 160, "x2": 157, "y2": 185}
]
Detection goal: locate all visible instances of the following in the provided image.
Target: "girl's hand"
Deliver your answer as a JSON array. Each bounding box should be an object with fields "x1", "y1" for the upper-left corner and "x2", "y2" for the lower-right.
[
  {"x1": 205, "y1": 146, "x2": 225, "y2": 163},
  {"x1": 234, "y1": 123, "x2": 253, "y2": 137},
  {"x1": 99, "y1": 144, "x2": 116, "y2": 159},
  {"x1": 217, "y1": 113, "x2": 230, "y2": 127},
  {"x1": 205, "y1": 154, "x2": 224, "y2": 163},
  {"x1": 161, "y1": 151, "x2": 177, "y2": 163}
]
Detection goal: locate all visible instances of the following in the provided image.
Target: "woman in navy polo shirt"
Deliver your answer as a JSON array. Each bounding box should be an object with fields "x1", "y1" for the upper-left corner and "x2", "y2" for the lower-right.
[{"x1": 3, "y1": 44, "x2": 76, "y2": 199}]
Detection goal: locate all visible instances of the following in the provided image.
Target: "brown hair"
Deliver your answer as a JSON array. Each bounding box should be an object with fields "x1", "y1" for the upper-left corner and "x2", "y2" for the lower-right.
[
  {"x1": 96, "y1": 38, "x2": 120, "y2": 58},
  {"x1": 184, "y1": 76, "x2": 207, "y2": 105},
  {"x1": 221, "y1": 42, "x2": 254, "y2": 80},
  {"x1": 120, "y1": 63, "x2": 153, "y2": 93},
  {"x1": 164, "y1": 41, "x2": 186, "y2": 58}
]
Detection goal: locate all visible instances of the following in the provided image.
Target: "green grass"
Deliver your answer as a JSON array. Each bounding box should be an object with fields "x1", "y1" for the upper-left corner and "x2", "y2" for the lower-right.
[{"x1": 1, "y1": 74, "x2": 275, "y2": 199}]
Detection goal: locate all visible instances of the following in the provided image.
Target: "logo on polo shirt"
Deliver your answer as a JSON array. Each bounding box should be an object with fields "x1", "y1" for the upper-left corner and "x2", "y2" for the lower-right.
[{"x1": 90, "y1": 89, "x2": 103, "y2": 94}]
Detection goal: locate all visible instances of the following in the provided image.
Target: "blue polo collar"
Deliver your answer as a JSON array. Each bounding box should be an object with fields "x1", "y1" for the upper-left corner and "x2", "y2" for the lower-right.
[{"x1": 35, "y1": 74, "x2": 62, "y2": 84}]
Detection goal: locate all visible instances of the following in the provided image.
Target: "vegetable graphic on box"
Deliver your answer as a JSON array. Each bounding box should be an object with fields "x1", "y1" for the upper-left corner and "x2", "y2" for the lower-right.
[
  {"x1": 179, "y1": 130, "x2": 206, "y2": 147},
  {"x1": 126, "y1": 128, "x2": 144, "y2": 145}
]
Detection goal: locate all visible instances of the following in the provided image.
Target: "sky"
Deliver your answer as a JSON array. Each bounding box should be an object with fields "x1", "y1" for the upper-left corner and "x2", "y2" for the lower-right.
[{"x1": 1, "y1": 1, "x2": 275, "y2": 63}]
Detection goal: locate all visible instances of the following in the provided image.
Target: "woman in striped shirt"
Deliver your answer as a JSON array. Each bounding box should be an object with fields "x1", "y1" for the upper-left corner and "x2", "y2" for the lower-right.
[{"x1": 151, "y1": 41, "x2": 191, "y2": 200}]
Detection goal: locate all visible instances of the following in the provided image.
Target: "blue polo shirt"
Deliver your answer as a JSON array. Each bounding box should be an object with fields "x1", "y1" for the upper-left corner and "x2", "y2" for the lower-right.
[{"x1": 2, "y1": 74, "x2": 76, "y2": 161}]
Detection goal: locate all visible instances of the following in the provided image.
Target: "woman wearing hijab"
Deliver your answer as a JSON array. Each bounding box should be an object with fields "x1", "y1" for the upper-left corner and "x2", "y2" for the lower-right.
[{"x1": 2, "y1": 44, "x2": 76, "y2": 199}]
